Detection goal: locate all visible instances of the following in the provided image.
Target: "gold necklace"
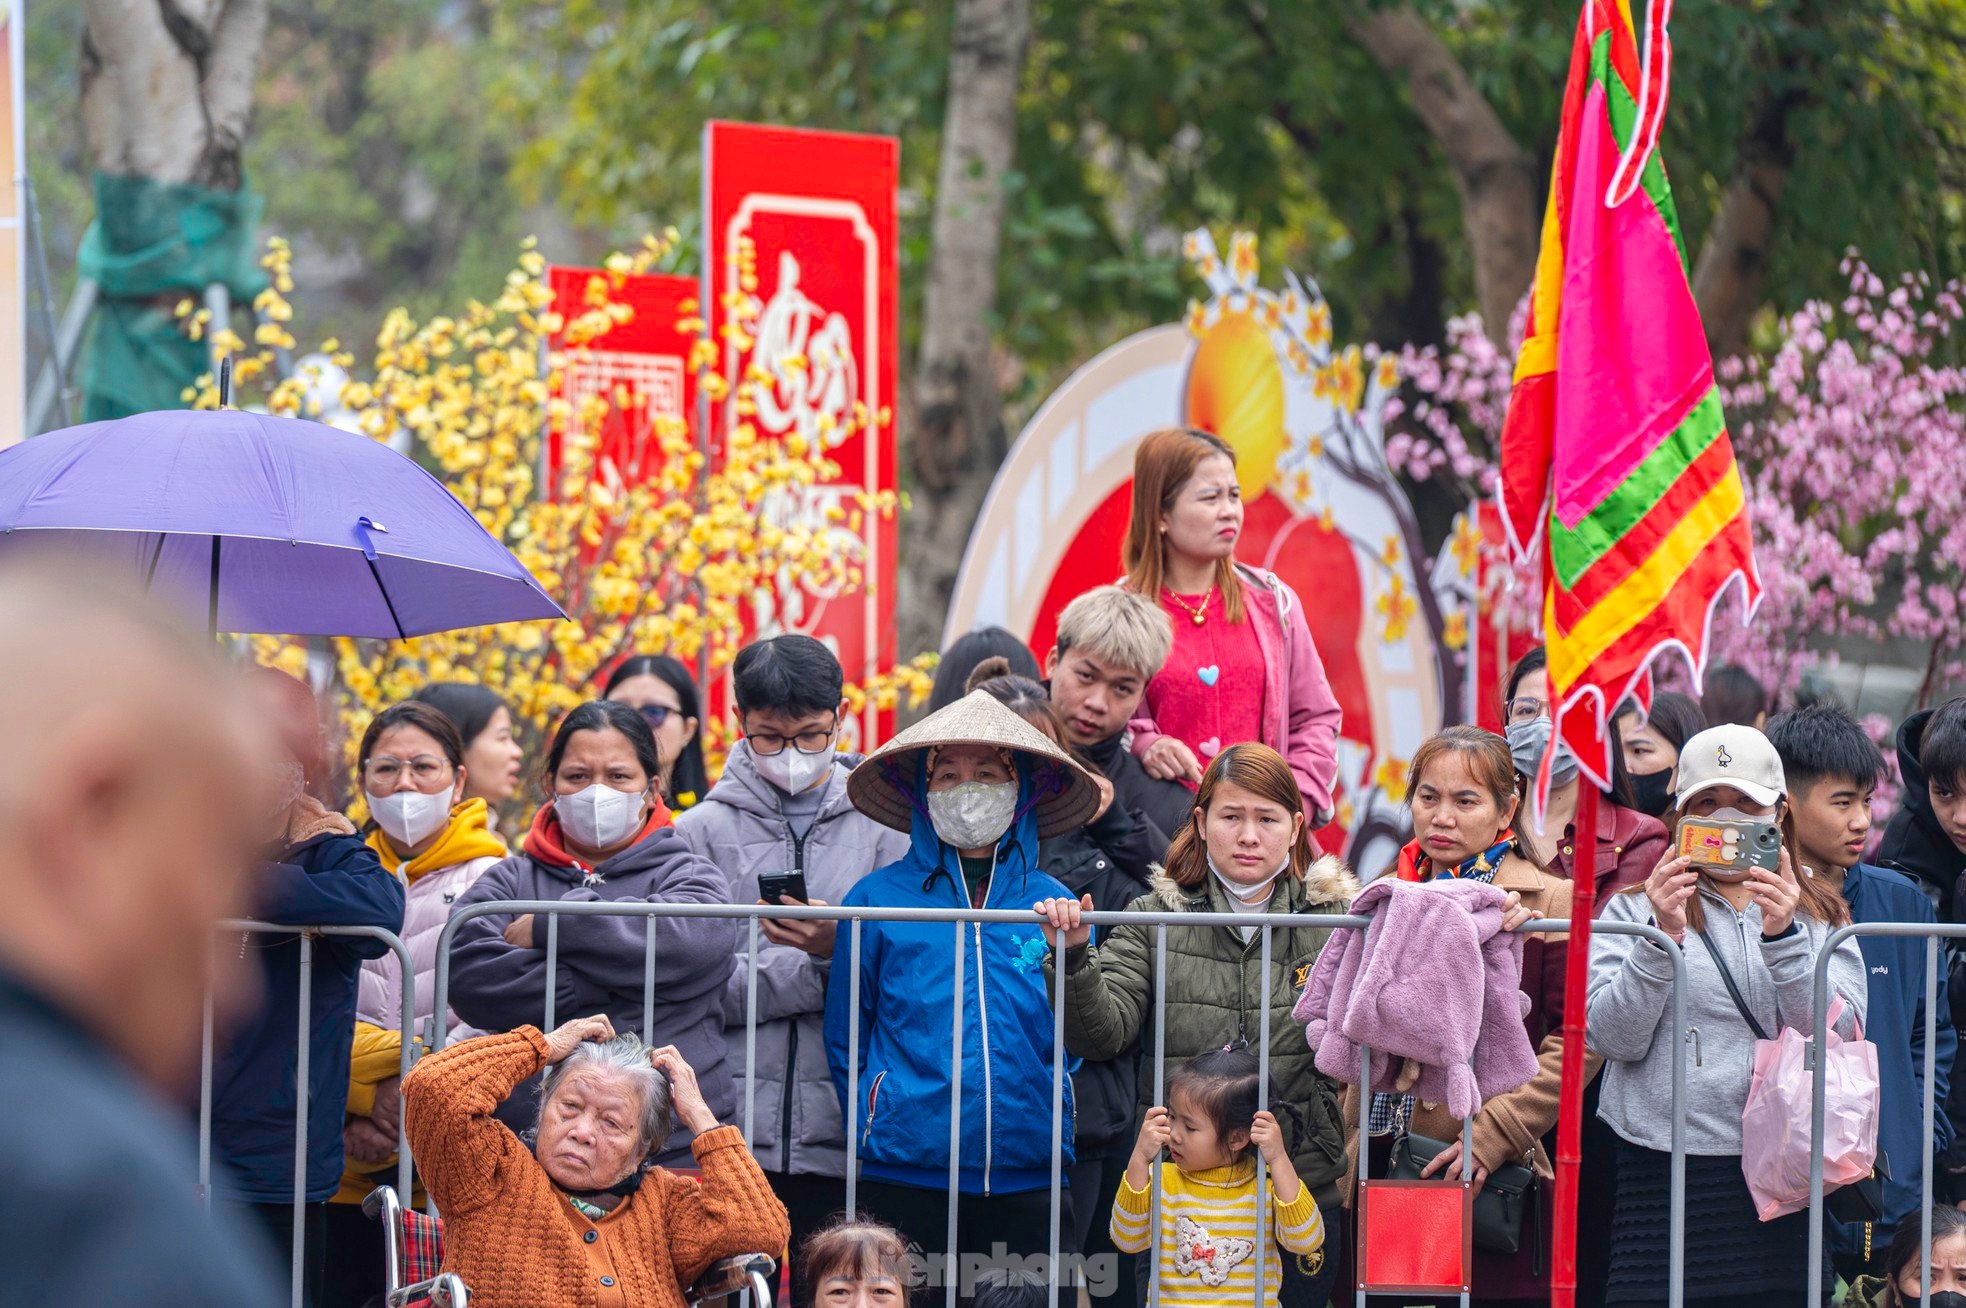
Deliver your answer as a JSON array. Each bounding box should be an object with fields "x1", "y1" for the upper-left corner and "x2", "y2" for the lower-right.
[{"x1": 1165, "y1": 586, "x2": 1214, "y2": 626}]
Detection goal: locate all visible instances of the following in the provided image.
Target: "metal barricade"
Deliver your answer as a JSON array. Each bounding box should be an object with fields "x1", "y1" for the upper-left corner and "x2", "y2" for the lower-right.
[
  {"x1": 1808, "y1": 922, "x2": 1966, "y2": 1306},
  {"x1": 198, "y1": 920, "x2": 416, "y2": 1308},
  {"x1": 430, "y1": 901, "x2": 1691, "y2": 1308}
]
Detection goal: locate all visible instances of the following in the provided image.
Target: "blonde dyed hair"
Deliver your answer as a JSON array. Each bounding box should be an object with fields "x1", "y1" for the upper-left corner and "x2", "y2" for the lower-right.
[{"x1": 1054, "y1": 584, "x2": 1175, "y2": 681}]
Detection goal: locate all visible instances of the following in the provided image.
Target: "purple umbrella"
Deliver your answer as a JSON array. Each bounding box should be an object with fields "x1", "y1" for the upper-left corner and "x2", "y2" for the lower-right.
[{"x1": 0, "y1": 408, "x2": 567, "y2": 637}]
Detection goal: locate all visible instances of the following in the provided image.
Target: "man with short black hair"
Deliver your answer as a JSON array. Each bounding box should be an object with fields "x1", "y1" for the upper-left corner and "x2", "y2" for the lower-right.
[
  {"x1": 1877, "y1": 695, "x2": 1966, "y2": 1208},
  {"x1": 674, "y1": 633, "x2": 908, "y2": 1306},
  {"x1": 1769, "y1": 702, "x2": 1957, "y2": 1274}
]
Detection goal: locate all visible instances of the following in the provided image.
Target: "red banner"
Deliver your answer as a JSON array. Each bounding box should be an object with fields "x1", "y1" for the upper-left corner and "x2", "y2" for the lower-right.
[
  {"x1": 544, "y1": 266, "x2": 697, "y2": 494},
  {"x1": 702, "y1": 121, "x2": 900, "y2": 753}
]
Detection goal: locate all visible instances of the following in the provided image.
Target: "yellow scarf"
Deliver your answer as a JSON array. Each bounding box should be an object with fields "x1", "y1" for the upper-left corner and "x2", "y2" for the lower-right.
[{"x1": 366, "y1": 797, "x2": 508, "y2": 883}]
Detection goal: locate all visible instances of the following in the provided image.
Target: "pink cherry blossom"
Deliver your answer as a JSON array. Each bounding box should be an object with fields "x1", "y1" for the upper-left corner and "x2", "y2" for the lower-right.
[{"x1": 1389, "y1": 259, "x2": 1966, "y2": 715}]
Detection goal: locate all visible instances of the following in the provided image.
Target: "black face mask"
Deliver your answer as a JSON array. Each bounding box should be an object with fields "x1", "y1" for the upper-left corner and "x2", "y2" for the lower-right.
[
  {"x1": 1900, "y1": 1289, "x2": 1966, "y2": 1308},
  {"x1": 1630, "y1": 767, "x2": 1675, "y2": 819}
]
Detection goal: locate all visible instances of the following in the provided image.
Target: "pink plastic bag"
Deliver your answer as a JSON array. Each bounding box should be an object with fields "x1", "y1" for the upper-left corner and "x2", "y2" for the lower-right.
[{"x1": 1739, "y1": 995, "x2": 1880, "y2": 1221}]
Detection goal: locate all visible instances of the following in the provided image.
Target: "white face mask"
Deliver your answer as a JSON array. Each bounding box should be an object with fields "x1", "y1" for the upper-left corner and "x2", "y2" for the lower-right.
[
  {"x1": 557, "y1": 783, "x2": 647, "y2": 851},
  {"x1": 752, "y1": 742, "x2": 833, "y2": 795},
  {"x1": 927, "y1": 780, "x2": 1019, "y2": 851},
  {"x1": 367, "y1": 788, "x2": 453, "y2": 850},
  {"x1": 1207, "y1": 853, "x2": 1289, "y2": 904}
]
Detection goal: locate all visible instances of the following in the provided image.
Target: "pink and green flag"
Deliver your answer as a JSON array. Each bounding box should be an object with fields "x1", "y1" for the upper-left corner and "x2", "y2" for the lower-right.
[{"x1": 1500, "y1": 0, "x2": 1760, "y2": 791}]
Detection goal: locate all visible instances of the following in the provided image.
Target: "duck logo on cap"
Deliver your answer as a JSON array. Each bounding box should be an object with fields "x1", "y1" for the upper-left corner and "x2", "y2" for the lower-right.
[{"x1": 1716, "y1": 745, "x2": 1733, "y2": 769}]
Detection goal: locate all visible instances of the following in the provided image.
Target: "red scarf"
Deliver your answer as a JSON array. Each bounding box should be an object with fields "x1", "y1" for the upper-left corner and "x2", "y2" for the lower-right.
[{"x1": 521, "y1": 795, "x2": 671, "y2": 871}]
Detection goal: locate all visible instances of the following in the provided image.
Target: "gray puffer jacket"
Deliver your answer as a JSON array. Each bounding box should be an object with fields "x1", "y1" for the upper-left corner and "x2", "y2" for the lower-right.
[
  {"x1": 1588, "y1": 884, "x2": 1866, "y2": 1154},
  {"x1": 674, "y1": 745, "x2": 911, "y2": 1177}
]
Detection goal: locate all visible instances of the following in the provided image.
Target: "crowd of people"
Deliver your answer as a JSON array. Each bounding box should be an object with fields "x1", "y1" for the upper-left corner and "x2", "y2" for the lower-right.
[{"x1": 8, "y1": 425, "x2": 1966, "y2": 1308}]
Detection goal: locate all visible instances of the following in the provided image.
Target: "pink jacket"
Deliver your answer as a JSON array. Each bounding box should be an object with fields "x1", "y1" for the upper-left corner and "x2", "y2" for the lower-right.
[{"x1": 1129, "y1": 564, "x2": 1343, "y2": 821}]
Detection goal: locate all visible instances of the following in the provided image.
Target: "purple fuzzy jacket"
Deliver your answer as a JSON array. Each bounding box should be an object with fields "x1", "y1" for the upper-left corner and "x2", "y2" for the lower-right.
[{"x1": 1295, "y1": 876, "x2": 1538, "y2": 1119}]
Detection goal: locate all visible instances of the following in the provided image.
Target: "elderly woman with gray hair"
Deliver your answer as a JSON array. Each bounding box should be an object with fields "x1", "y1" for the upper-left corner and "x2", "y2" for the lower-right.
[{"x1": 403, "y1": 1015, "x2": 789, "y2": 1308}]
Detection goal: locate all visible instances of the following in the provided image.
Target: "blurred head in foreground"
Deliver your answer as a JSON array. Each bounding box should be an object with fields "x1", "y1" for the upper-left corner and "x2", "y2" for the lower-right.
[{"x1": 0, "y1": 559, "x2": 271, "y2": 1090}]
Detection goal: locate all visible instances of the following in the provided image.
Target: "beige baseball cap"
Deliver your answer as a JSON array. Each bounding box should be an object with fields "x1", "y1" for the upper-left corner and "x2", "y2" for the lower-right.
[{"x1": 1674, "y1": 723, "x2": 1787, "y2": 809}]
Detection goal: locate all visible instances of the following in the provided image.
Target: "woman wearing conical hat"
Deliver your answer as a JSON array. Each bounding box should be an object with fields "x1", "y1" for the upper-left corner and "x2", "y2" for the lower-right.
[{"x1": 823, "y1": 689, "x2": 1103, "y2": 1290}]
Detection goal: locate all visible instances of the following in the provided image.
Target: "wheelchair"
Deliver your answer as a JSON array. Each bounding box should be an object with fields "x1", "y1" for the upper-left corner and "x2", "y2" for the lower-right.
[{"x1": 363, "y1": 1185, "x2": 778, "y2": 1308}]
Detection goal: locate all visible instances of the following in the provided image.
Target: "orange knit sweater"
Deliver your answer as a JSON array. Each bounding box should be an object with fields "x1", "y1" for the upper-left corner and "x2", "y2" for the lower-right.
[{"x1": 403, "y1": 1027, "x2": 789, "y2": 1308}]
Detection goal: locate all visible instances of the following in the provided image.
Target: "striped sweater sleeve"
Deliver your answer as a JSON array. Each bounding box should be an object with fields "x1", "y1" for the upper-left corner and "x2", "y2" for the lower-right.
[
  {"x1": 1109, "y1": 1169, "x2": 1155, "y2": 1255},
  {"x1": 1271, "y1": 1182, "x2": 1325, "y2": 1256}
]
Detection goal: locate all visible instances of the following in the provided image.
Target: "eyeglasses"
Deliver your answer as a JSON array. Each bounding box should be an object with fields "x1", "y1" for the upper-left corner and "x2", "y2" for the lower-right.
[
  {"x1": 747, "y1": 718, "x2": 839, "y2": 757},
  {"x1": 364, "y1": 755, "x2": 453, "y2": 786},
  {"x1": 1505, "y1": 696, "x2": 1548, "y2": 726},
  {"x1": 638, "y1": 704, "x2": 678, "y2": 730}
]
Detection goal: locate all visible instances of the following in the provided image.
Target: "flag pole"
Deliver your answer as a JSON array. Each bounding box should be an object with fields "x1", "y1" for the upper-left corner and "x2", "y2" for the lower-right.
[{"x1": 1549, "y1": 753, "x2": 1602, "y2": 1306}]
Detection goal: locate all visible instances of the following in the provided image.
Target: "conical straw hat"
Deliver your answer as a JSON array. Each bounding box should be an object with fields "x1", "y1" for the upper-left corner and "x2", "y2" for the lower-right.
[{"x1": 847, "y1": 689, "x2": 1101, "y2": 839}]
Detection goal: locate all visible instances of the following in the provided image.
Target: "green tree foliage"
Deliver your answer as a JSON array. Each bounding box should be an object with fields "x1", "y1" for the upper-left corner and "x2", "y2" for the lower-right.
[
  {"x1": 505, "y1": 0, "x2": 1966, "y2": 368},
  {"x1": 32, "y1": 0, "x2": 1966, "y2": 395}
]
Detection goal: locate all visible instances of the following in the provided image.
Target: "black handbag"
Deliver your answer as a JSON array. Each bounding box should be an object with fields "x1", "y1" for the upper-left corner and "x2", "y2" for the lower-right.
[
  {"x1": 1388, "y1": 1131, "x2": 1543, "y2": 1268},
  {"x1": 1825, "y1": 1148, "x2": 1890, "y2": 1225}
]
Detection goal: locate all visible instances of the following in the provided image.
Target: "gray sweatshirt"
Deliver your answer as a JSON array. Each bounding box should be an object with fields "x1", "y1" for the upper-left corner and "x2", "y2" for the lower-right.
[{"x1": 1587, "y1": 884, "x2": 1866, "y2": 1155}]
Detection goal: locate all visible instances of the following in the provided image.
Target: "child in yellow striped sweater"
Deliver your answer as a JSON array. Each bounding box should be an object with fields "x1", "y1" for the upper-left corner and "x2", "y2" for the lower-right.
[{"x1": 1110, "y1": 1047, "x2": 1325, "y2": 1308}]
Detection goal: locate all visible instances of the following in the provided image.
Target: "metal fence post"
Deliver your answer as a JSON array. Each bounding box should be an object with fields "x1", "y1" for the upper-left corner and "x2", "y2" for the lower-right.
[
  {"x1": 1806, "y1": 922, "x2": 1966, "y2": 1306},
  {"x1": 1256, "y1": 923, "x2": 1272, "y2": 1308},
  {"x1": 200, "y1": 947, "x2": 216, "y2": 1215},
  {"x1": 1924, "y1": 934, "x2": 1939, "y2": 1302},
  {"x1": 542, "y1": 913, "x2": 559, "y2": 1033},
  {"x1": 1150, "y1": 922, "x2": 1167, "y2": 1308},
  {"x1": 947, "y1": 919, "x2": 965, "y2": 1308},
  {"x1": 291, "y1": 932, "x2": 313, "y2": 1308},
  {"x1": 846, "y1": 917, "x2": 862, "y2": 1221},
  {"x1": 1049, "y1": 922, "x2": 1066, "y2": 1308}
]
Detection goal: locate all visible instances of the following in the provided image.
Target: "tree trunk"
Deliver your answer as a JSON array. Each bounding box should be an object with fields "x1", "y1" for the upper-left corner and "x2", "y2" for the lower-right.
[
  {"x1": 1691, "y1": 85, "x2": 1808, "y2": 360},
  {"x1": 80, "y1": 0, "x2": 268, "y2": 188},
  {"x1": 1346, "y1": 4, "x2": 1539, "y2": 346},
  {"x1": 898, "y1": 0, "x2": 1032, "y2": 661}
]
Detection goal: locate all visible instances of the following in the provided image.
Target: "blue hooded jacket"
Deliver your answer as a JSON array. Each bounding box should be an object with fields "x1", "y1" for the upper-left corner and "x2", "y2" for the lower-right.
[
  {"x1": 823, "y1": 756, "x2": 1077, "y2": 1195},
  {"x1": 213, "y1": 831, "x2": 405, "y2": 1203},
  {"x1": 1830, "y1": 863, "x2": 1957, "y2": 1258}
]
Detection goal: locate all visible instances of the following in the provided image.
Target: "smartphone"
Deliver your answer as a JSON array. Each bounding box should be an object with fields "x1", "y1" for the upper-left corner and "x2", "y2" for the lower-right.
[
  {"x1": 1676, "y1": 816, "x2": 1782, "y2": 874},
  {"x1": 758, "y1": 871, "x2": 810, "y2": 906}
]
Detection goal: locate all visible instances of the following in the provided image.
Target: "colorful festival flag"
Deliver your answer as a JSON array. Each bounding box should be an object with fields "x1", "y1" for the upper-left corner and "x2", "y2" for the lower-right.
[
  {"x1": 1498, "y1": 4, "x2": 1759, "y2": 1302},
  {"x1": 1500, "y1": 0, "x2": 1760, "y2": 797}
]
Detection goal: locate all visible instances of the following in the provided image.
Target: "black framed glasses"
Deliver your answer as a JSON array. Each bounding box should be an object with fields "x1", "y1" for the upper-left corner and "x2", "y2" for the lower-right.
[
  {"x1": 747, "y1": 718, "x2": 840, "y2": 757},
  {"x1": 637, "y1": 704, "x2": 678, "y2": 730}
]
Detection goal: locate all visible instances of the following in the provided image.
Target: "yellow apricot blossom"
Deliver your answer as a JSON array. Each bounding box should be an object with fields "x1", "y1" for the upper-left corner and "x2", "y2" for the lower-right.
[{"x1": 221, "y1": 233, "x2": 924, "y2": 823}]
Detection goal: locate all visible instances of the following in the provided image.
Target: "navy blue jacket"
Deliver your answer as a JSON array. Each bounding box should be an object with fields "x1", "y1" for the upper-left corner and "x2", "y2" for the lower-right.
[
  {"x1": 213, "y1": 830, "x2": 404, "y2": 1203},
  {"x1": 825, "y1": 760, "x2": 1077, "y2": 1195},
  {"x1": 1831, "y1": 863, "x2": 1958, "y2": 1256},
  {"x1": 0, "y1": 970, "x2": 281, "y2": 1303}
]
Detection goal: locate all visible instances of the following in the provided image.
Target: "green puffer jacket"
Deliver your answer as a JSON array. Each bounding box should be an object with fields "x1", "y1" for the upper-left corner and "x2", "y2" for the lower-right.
[
  {"x1": 1047, "y1": 856, "x2": 1361, "y2": 1207},
  {"x1": 1840, "y1": 1273, "x2": 1886, "y2": 1307}
]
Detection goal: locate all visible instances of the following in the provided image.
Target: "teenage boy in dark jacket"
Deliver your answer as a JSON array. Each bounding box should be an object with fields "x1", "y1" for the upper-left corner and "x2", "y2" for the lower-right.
[
  {"x1": 1876, "y1": 696, "x2": 1966, "y2": 1198},
  {"x1": 1045, "y1": 586, "x2": 1195, "y2": 855},
  {"x1": 1042, "y1": 586, "x2": 1195, "y2": 1308},
  {"x1": 1770, "y1": 704, "x2": 1957, "y2": 1275}
]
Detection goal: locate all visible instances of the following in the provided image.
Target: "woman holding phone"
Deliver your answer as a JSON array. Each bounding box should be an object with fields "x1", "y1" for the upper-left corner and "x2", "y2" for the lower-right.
[{"x1": 1588, "y1": 723, "x2": 1866, "y2": 1304}]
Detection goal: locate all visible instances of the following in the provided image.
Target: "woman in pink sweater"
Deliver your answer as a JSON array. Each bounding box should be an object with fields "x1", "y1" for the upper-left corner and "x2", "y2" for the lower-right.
[{"x1": 1121, "y1": 427, "x2": 1343, "y2": 823}]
